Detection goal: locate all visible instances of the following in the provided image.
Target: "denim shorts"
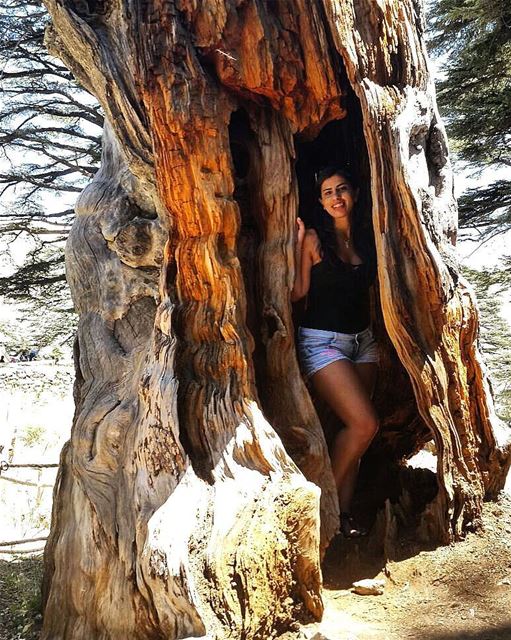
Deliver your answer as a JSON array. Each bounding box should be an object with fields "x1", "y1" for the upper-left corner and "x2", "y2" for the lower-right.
[{"x1": 297, "y1": 326, "x2": 378, "y2": 379}]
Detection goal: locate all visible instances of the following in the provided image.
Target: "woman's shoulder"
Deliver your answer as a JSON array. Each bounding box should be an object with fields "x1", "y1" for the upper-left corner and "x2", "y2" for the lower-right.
[
  {"x1": 303, "y1": 228, "x2": 321, "y2": 254},
  {"x1": 303, "y1": 227, "x2": 320, "y2": 243}
]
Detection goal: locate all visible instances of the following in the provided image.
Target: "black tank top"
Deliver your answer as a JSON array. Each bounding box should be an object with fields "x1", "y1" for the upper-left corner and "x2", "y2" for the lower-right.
[{"x1": 301, "y1": 257, "x2": 375, "y2": 334}]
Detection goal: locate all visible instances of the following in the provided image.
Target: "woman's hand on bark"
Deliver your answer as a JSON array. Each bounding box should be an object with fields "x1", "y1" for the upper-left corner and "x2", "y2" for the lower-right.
[{"x1": 296, "y1": 217, "x2": 305, "y2": 245}]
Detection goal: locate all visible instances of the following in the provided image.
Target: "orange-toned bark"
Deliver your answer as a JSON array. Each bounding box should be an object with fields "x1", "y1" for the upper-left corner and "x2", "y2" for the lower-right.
[{"x1": 40, "y1": 0, "x2": 510, "y2": 637}]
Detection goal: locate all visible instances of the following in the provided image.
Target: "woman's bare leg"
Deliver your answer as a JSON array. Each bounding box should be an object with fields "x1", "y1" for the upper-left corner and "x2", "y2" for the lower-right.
[
  {"x1": 354, "y1": 361, "x2": 377, "y2": 398},
  {"x1": 310, "y1": 360, "x2": 378, "y2": 513}
]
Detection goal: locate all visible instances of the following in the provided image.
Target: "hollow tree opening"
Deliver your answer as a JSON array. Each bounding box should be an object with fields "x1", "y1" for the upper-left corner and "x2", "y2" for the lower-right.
[
  {"x1": 293, "y1": 87, "x2": 436, "y2": 532},
  {"x1": 228, "y1": 108, "x2": 263, "y2": 387},
  {"x1": 40, "y1": 0, "x2": 511, "y2": 638},
  {"x1": 295, "y1": 88, "x2": 371, "y2": 230}
]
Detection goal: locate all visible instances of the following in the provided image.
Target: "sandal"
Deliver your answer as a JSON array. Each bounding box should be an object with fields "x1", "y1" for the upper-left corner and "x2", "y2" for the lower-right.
[{"x1": 340, "y1": 512, "x2": 368, "y2": 538}]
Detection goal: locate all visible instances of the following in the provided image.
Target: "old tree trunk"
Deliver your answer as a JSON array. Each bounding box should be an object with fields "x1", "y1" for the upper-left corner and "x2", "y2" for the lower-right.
[{"x1": 41, "y1": 0, "x2": 510, "y2": 638}]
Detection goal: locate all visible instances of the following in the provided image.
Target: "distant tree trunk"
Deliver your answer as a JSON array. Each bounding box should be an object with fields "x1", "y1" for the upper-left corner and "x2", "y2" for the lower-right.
[{"x1": 41, "y1": 1, "x2": 511, "y2": 638}]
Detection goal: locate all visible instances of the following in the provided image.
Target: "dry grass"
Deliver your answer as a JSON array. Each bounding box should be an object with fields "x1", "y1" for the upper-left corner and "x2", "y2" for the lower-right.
[{"x1": 0, "y1": 554, "x2": 43, "y2": 640}]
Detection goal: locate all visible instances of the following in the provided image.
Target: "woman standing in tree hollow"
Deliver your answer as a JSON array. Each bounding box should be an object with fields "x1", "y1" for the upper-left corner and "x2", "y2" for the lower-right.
[{"x1": 292, "y1": 166, "x2": 379, "y2": 538}]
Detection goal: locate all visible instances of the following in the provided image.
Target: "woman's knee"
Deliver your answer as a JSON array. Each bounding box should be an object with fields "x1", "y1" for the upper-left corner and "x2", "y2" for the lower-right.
[{"x1": 352, "y1": 414, "x2": 379, "y2": 446}]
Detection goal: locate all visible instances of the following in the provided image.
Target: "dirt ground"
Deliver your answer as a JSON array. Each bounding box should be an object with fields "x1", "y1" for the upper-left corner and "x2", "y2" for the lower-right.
[
  {"x1": 301, "y1": 494, "x2": 511, "y2": 640},
  {"x1": 1, "y1": 496, "x2": 511, "y2": 640}
]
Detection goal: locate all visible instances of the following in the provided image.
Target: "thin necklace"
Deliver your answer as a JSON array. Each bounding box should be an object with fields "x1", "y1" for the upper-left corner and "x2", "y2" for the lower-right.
[{"x1": 334, "y1": 227, "x2": 351, "y2": 249}]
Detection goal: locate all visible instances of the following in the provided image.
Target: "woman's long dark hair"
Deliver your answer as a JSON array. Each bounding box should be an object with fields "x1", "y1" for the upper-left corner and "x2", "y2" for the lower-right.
[{"x1": 313, "y1": 165, "x2": 374, "y2": 268}]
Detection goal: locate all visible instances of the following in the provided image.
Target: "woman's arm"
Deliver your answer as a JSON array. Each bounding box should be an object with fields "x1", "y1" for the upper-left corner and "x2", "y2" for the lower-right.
[{"x1": 291, "y1": 221, "x2": 317, "y2": 302}]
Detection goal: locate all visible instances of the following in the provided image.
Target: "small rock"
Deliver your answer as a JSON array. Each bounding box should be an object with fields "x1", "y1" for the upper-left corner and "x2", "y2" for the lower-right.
[
  {"x1": 351, "y1": 578, "x2": 386, "y2": 596},
  {"x1": 498, "y1": 577, "x2": 511, "y2": 586}
]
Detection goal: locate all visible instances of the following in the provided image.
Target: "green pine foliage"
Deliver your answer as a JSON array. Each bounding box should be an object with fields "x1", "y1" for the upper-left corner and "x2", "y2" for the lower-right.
[
  {"x1": 463, "y1": 261, "x2": 511, "y2": 424},
  {"x1": 428, "y1": 0, "x2": 511, "y2": 233}
]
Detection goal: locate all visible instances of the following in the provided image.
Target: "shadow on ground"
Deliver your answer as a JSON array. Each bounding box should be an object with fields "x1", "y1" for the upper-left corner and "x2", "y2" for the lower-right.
[{"x1": 0, "y1": 555, "x2": 43, "y2": 640}]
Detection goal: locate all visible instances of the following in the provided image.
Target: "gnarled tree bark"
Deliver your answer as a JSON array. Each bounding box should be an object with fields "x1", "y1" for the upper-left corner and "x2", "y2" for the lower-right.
[{"x1": 41, "y1": 1, "x2": 511, "y2": 638}]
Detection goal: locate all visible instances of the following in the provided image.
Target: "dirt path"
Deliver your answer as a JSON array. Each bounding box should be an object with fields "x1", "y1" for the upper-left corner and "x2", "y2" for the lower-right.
[{"x1": 302, "y1": 495, "x2": 511, "y2": 640}]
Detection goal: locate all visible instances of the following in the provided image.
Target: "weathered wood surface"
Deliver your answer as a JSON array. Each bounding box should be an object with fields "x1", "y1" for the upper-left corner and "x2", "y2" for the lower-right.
[
  {"x1": 324, "y1": 0, "x2": 510, "y2": 538},
  {"x1": 40, "y1": 0, "x2": 510, "y2": 638}
]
